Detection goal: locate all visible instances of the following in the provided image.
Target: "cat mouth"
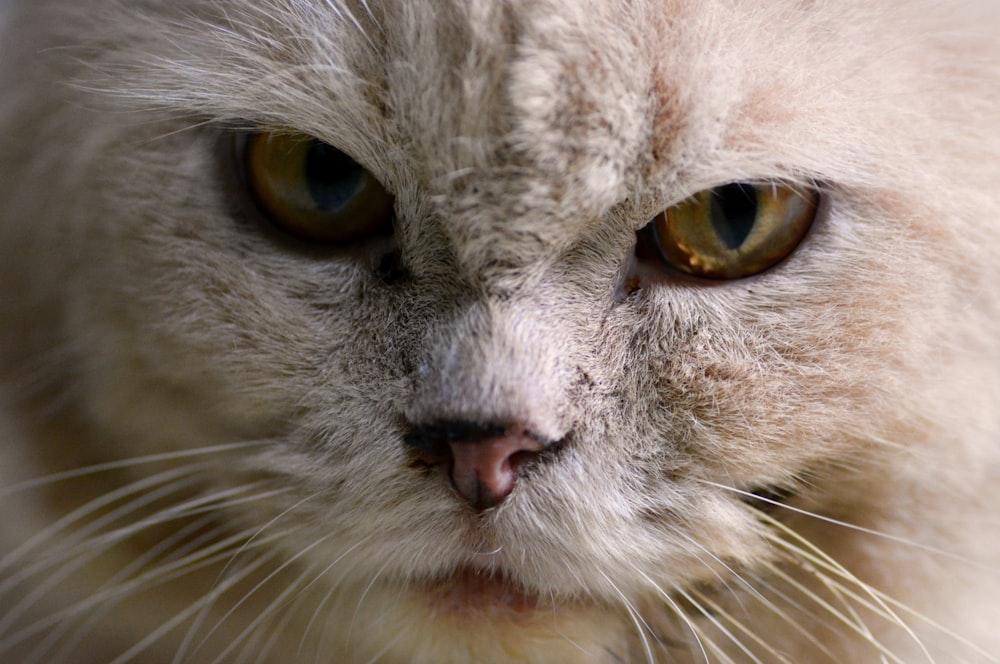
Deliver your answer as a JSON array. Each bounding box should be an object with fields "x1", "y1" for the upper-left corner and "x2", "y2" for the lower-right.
[{"x1": 418, "y1": 566, "x2": 560, "y2": 618}]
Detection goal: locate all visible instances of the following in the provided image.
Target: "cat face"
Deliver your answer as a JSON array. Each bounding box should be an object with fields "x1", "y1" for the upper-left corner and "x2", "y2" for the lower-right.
[{"x1": 2, "y1": 0, "x2": 999, "y2": 662}]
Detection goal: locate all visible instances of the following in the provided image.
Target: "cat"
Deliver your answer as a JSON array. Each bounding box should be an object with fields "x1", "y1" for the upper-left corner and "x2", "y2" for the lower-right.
[{"x1": 2, "y1": 0, "x2": 1000, "y2": 662}]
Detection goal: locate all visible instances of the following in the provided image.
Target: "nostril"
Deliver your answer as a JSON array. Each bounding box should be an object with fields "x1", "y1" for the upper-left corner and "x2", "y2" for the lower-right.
[
  {"x1": 403, "y1": 421, "x2": 557, "y2": 511},
  {"x1": 447, "y1": 433, "x2": 545, "y2": 511},
  {"x1": 402, "y1": 427, "x2": 451, "y2": 466}
]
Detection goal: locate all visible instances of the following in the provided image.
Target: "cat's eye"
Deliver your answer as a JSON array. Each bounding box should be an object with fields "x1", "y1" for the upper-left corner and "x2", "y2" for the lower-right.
[
  {"x1": 642, "y1": 183, "x2": 818, "y2": 280},
  {"x1": 243, "y1": 131, "x2": 394, "y2": 243}
]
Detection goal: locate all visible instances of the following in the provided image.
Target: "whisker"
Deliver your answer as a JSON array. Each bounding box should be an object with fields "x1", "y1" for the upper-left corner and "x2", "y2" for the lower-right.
[
  {"x1": 362, "y1": 630, "x2": 406, "y2": 664},
  {"x1": 669, "y1": 526, "x2": 770, "y2": 609},
  {"x1": 760, "y1": 513, "x2": 936, "y2": 663},
  {"x1": 735, "y1": 571, "x2": 841, "y2": 661},
  {"x1": 655, "y1": 523, "x2": 825, "y2": 662},
  {"x1": 820, "y1": 570, "x2": 891, "y2": 664},
  {"x1": 762, "y1": 563, "x2": 906, "y2": 664},
  {"x1": 29, "y1": 516, "x2": 223, "y2": 664},
  {"x1": 826, "y1": 575, "x2": 997, "y2": 661},
  {"x1": 629, "y1": 564, "x2": 711, "y2": 664},
  {"x1": 598, "y1": 570, "x2": 656, "y2": 664},
  {"x1": 0, "y1": 526, "x2": 286, "y2": 657},
  {"x1": 232, "y1": 617, "x2": 272, "y2": 664},
  {"x1": 298, "y1": 536, "x2": 374, "y2": 658},
  {"x1": 771, "y1": 543, "x2": 900, "y2": 643},
  {"x1": 208, "y1": 557, "x2": 328, "y2": 664},
  {"x1": 172, "y1": 522, "x2": 303, "y2": 664},
  {"x1": 0, "y1": 440, "x2": 273, "y2": 497},
  {"x1": 173, "y1": 492, "x2": 321, "y2": 663},
  {"x1": 105, "y1": 550, "x2": 283, "y2": 664},
  {"x1": 345, "y1": 561, "x2": 391, "y2": 650},
  {"x1": 217, "y1": 492, "x2": 322, "y2": 582},
  {"x1": 24, "y1": 471, "x2": 207, "y2": 559},
  {"x1": 674, "y1": 587, "x2": 764, "y2": 664},
  {"x1": 244, "y1": 582, "x2": 319, "y2": 664},
  {"x1": 0, "y1": 466, "x2": 209, "y2": 573},
  {"x1": 0, "y1": 479, "x2": 287, "y2": 609},
  {"x1": 192, "y1": 532, "x2": 334, "y2": 660},
  {"x1": 0, "y1": 477, "x2": 217, "y2": 631},
  {"x1": 700, "y1": 480, "x2": 991, "y2": 570},
  {"x1": 687, "y1": 587, "x2": 797, "y2": 664},
  {"x1": 705, "y1": 478, "x2": 1000, "y2": 660},
  {"x1": 772, "y1": 538, "x2": 996, "y2": 663}
]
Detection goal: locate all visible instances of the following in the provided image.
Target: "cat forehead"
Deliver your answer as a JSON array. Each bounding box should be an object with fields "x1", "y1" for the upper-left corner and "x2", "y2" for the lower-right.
[
  {"x1": 100, "y1": 0, "x2": 905, "y2": 183},
  {"x1": 92, "y1": 0, "x2": 951, "y2": 269},
  {"x1": 108, "y1": 0, "x2": 666, "y2": 186}
]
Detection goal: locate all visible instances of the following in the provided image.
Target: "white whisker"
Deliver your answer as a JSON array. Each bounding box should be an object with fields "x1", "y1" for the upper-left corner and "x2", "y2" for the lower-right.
[
  {"x1": 346, "y1": 561, "x2": 391, "y2": 651},
  {"x1": 362, "y1": 630, "x2": 406, "y2": 664},
  {"x1": 1, "y1": 479, "x2": 288, "y2": 610},
  {"x1": 598, "y1": 570, "x2": 656, "y2": 664},
  {"x1": 700, "y1": 480, "x2": 991, "y2": 570},
  {"x1": 0, "y1": 476, "x2": 219, "y2": 632},
  {"x1": 298, "y1": 536, "x2": 374, "y2": 659},
  {"x1": 674, "y1": 587, "x2": 764, "y2": 664},
  {"x1": 28, "y1": 516, "x2": 223, "y2": 664},
  {"x1": 760, "y1": 513, "x2": 936, "y2": 663},
  {"x1": 688, "y1": 587, "x2": 797, "y2": 664},
  {"x1": 764, "y1": 563, "x2": 906, "y2": 664},
  {"x1": 0, "y1": 466, "x2": 208, "y2": 573},
  {"x1": 218, "y1": 492, "x2": 322, "y2": 581},
  {"x1": 105, "y1": 551, "x2": 281, "y2": 664},
  {"x1": 0, "y1": 440, "x2": 273, "y2": 497},
  {"x1": 194, "y1": 532, "x2": 334, "y2": 661},
  {"x1": 668, "y1": 526, "x2": 769, "y2": 609},
  {"x1": 629, "y1": 564, "x2": 711, "y2": 664},
  {"x1": 736, "y1": 571, "x2": 841, "y2": 661},
  {"x1": 244, "y1": 582, "x2": 318, "y2": 664},
  {"x1": 0, "y1": 523, "x2": 290, "y2": 655},
  {"x1": 174, "y1": 491, "x2": 321, "y2": 663}
]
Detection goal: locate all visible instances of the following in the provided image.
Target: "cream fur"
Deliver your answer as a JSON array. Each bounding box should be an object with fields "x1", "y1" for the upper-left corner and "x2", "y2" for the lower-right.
[{"x1": 1, "y1": 0, "x2": 999, "y2": 662}]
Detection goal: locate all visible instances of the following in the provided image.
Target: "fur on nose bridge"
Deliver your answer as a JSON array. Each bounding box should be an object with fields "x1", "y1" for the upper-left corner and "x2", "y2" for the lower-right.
[
  {"x1": 432, "y1": 192, "x2": 580, "y2": 287},
  {"x1": 406, "y1": 302, "x2": 570, "y2": 444}
]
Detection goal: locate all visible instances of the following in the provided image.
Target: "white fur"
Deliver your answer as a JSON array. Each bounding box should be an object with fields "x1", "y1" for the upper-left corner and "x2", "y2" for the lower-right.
[{"x1": 1, "y1": 0, "x2": 1000, "y2": 662}]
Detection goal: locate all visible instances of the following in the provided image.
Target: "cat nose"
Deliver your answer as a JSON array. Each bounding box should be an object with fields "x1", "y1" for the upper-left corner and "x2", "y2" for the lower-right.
[
  {"x1": 448, "y1": 432, "x2": 546, "y2": 510},
  {"x1": 404, "y1": 422, "x2": 551, "y2": 511}
]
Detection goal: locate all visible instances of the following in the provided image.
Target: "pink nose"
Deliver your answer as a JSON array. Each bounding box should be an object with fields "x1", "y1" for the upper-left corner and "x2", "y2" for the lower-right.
[
  {"x1": 404, "y1": 422, "x2": 554, "y2": 511},
  {"x1": 448, "y1": 432, "x2": 545, "y2": 510}
]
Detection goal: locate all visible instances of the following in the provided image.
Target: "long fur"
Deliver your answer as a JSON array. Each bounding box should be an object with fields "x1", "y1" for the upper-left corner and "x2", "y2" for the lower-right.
[{"x1": 1, "y1": 0, "x2": 1000, "y2": 662}]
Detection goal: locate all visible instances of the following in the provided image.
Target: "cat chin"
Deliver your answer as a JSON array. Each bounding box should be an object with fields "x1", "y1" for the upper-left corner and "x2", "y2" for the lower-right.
[{"x1": 332, "y1": 579, "x2": 624, "y2": 664}]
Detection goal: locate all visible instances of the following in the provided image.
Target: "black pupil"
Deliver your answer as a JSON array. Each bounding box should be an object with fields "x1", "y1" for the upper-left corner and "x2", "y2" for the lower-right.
[
  {"x1": 305, "y1": 142, "x2": 365, "y2": 211},
  {"x1": 710, "y1": 183, "x2": 758, "y2": 250}
]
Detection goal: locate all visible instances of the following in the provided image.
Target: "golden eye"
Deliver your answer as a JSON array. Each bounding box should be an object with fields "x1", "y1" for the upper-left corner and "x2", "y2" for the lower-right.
[
  {"x1": 645, "y1": 183, "x2": 818, "y2": 280},
  {"x1": 244, "y1": 131, "x2": 394, "y2": 243}
]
